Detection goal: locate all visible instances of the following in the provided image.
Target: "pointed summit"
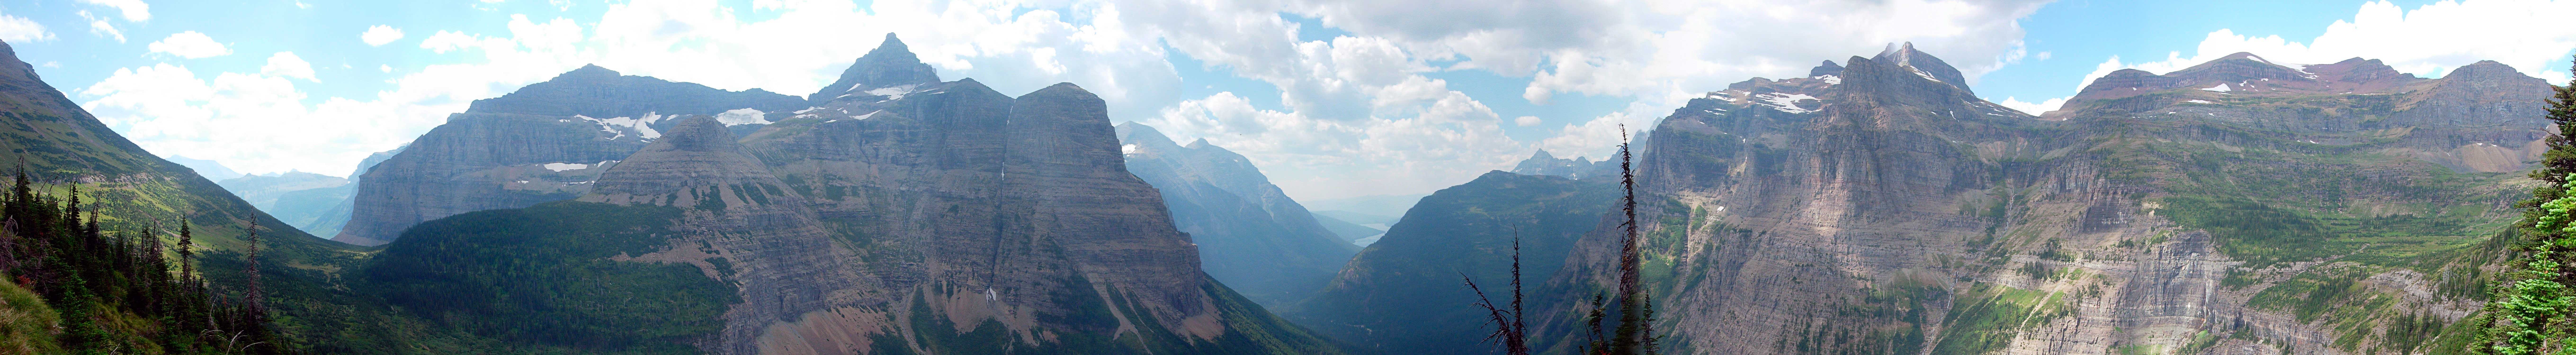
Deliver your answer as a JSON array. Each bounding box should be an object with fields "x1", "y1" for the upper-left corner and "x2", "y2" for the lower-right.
[
  {"x1": 809, "y1": 33, "x2": 942, "y2": 102},
  {"x1": 1869, "y1": 42, "x2": 1971, "y2": 94}
]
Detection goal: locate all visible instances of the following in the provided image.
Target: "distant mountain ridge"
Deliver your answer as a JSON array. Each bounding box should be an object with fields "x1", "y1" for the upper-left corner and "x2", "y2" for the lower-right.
[
  {"x1": 1509, "y1": 149, "x2": 1606, "y2": 179},
  {"x1": 334, "y1": 64, "x2": 805, "y2": 245},
  {"x1": 1117, "y1": 122, "x2": 1358, "y2": 306}
]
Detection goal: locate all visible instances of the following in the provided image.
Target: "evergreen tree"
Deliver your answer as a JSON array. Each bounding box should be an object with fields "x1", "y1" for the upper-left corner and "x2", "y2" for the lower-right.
[
  {"x1": 0, "y1": 169, "x2": 290, "y2": 354},
  {"x1": 2474, "y1": 55, "x2": 2576, "y2": 355}
]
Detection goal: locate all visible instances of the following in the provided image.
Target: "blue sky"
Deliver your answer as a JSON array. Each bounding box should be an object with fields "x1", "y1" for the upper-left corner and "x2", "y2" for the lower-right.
[{"x1": 1, "y1": 0, "x2": 2569, "y2": 200}]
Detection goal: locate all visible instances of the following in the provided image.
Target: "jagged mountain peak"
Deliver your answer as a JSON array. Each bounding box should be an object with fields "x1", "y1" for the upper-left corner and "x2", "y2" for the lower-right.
[
  {"x1": 808, "y1": 32, "x2": 943, "y2": 102},
  {"x1": 1869, "y1": 42, "x2": 1971, "y2": 93}
]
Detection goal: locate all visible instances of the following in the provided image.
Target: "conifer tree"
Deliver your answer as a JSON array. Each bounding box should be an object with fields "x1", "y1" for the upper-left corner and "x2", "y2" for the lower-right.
[
  {"x1": 2474, "y1": 55, "x2": 2576, "y2": 355},
  {"x1": 245, "y1": 219, "x2": 262, "y2": 313},
  {"x1": 1609, "y1": 125, "x2": 1659, "y2": 355}
]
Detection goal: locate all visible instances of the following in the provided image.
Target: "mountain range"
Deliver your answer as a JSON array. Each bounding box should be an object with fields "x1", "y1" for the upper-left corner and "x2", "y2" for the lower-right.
[
  {"x1": 0, "y1": 28, "x2": 2563, "y2": 354},
  {"x1": 1500, "y1": 44, "x2": 2543, "y2": 354}
]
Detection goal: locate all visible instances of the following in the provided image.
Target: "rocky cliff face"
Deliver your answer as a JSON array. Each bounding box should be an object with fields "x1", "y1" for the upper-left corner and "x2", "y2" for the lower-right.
[
  {"x1": 362, "y1": 42, "x2": 1343, "y2": 352},
  {"x1": 1115, "y1": 122, "x2": 1358, "y2": 306},
  {"x1": 335, "y1": 65, "x2": 806, "y2": 245},
  {"x1": 1485, "y1": 45, "x2": 2548, "y2": 354},
  {"x1": 718, "y1": 75, "x2": 1342, "y2": 354}
]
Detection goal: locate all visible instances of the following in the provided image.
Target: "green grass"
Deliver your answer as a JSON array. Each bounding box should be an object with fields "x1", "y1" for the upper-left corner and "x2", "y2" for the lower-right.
[
  {"x1": 2159, "y1": 195, "x2": 2492, "y2": 269},
  {"x1": 1929, "y1": 283, "x2": 2070, "y2": 355},
  {"x1": 0, "y1": 280, "x2": 60, "y2": 354}
]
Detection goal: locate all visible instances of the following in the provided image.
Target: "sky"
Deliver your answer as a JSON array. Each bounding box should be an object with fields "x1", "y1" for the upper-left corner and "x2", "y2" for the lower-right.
[{"x1": 0, "y1": 0, "x2": 2569, "y2": 201}]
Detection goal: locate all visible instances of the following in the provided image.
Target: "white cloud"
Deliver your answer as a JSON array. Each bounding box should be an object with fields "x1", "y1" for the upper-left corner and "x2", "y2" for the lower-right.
[
  {"x1": 79, "y1": 14, "x2": 595, "y2": 175},
  {"x1": 0, "y1": 14, "x2": 52, "y2": 43},
  {"x1": 79, "y1": 0, "x2": 151, "y2": 21},
  {"x1": 1995, "y1": 96, "x2": 2066, "y2": 115},
  {"x1": 1112, "y1": 0, "x2": 2044, "y2": 199},
  {"x1": 2077, "y1": 0, "x2": 2576, "y2": 88},
  {"x1": 417, "y1": 30, "x2": 478, "y2": 54},
  {"x1": 147, "y1": 31, "x2": 231, "y2": 59},
  {"x1": 77, "y1": 10, "x2": 123, "y2": 43},
  {"x1": 66, "y1": 0, "x2": 2053, "y2": 199},
  {"x1": 260, "y1": 52, "x2": 317, "y2": 82},
  {"x1": 1144, "y1": 89, "x2": 1523, "y2": 198},
  {"x1": 361, "y1": 25, "x2": 405, "y2": 46},
  {"x1": 2035, "y1": 51, "x2": 2051, "y2": 60},
  {"x1": 378, "y1": 64, "x2": 390, "y2": 73}
]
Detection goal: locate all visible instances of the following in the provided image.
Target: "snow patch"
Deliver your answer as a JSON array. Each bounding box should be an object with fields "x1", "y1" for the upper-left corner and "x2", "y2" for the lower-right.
[
  {"x1": 829, "y1": 110, "x2": 883, "y2": 123},
  {"x1": 866, "y1": 85, "x2": 917, "y2": 101},
  {"x1": 1122, "y1": 144, "x2": 1141, "y2": 155},
  {"x1": 1812, "y1": 75, "x2": 1841, "y2": 85},
  {"x1": 2199, "y1": 84, "x2": 2232, "y2": 92},
  {"x1": 2185, "y1": 100, "x2": 2213, "y2": 104},
  {"x1": 715, "y1": 108, "x2": 769, "y2": 126},
  {"x1": 576, "y1": 113, "x2": 665, "y2": 140},
  {"x1": 1754, "y1": 93, "x2": 1820, "y2": 114},
  {"x1": 1906, "y1": 67, "x2": 1942, "y2": 83},
  {"x1": 541, "y1": 163, "x2": 589, "y2": 172}
]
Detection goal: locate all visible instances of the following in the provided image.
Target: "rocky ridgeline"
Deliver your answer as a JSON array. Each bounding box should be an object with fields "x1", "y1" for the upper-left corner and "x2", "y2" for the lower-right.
[{"x1": 1508, "y1": 149, "x2": 1607, "y2": 179}]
